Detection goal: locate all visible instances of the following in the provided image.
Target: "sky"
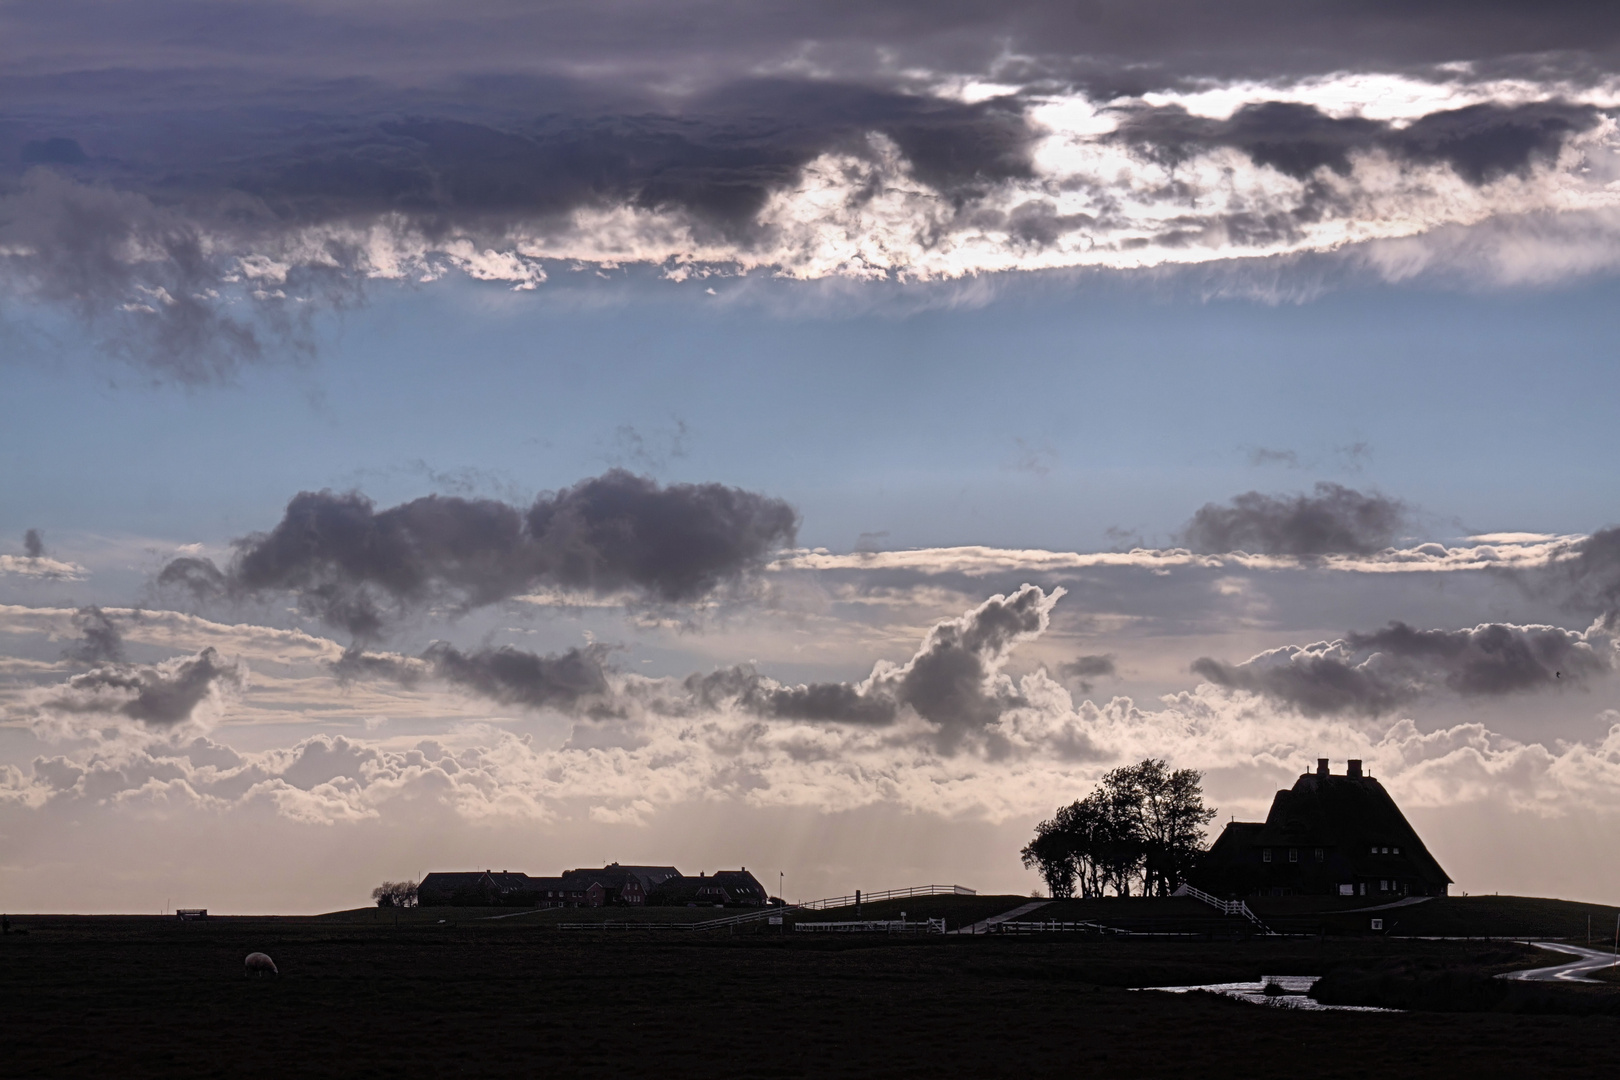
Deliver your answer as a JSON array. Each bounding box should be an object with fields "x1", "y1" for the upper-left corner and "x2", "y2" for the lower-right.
[{"x1": 4, "y1": 1, "x2": 1620, "y2": 913}]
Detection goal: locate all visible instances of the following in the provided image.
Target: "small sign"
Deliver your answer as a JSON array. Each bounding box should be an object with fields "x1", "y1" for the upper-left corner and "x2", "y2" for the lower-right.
[
  {"x1": 768, "y1": 916, "x2": 783, "y2": 925},
  {"x1": 1370, "y1": 918, "x2": 1383, "y2": 930}
]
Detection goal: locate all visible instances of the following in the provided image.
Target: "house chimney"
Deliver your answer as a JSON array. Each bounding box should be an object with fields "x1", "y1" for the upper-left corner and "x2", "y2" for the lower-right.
[
  {"x1": 1317, "y1": 758, "x2": 1329, "y2": 777},
  {"x1": 1347, "y1": 759, "x2": 1363, "y2": 778}
]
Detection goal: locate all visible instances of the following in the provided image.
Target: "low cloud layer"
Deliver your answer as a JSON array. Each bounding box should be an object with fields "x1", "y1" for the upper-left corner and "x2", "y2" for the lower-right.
[
  {"x1": 6, "y1": 495, "x2": 1620, "y2": 903},
  {"x1": 6, "y1": 637, "x2": 1620, "y2": 840},
  {"x1": 1181, "y1": 483, "x2": 1408, "y2": 556},
  {"x1": 1193, "y1": 621, "x2": 1615, "y2": 717},
  {"x1": 157, "y1": 470, "x2": 798, "y2": 639},
  {"x1": 778, "y1": 531, "x2": 1573, "y2": 578},
  {"x1": 4, "y1": 562, "x2": 1620, "y2": 914}
]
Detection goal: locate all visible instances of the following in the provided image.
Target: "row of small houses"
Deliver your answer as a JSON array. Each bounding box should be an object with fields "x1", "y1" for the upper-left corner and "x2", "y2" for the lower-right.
[{"x1": 417, "y1": 864, "x2": 770, "y2": 908}]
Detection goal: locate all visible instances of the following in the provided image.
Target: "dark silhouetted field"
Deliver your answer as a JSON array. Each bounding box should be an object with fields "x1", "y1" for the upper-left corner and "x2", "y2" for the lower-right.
[{"x1": 2, "y1": 903, "x2": 1618, "y2": 1078}]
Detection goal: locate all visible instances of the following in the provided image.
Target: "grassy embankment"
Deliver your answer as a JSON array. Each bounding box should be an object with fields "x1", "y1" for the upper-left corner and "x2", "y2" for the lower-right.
[{"x1": 313, "y1": 892, "x2": 1032, "y2": 930}]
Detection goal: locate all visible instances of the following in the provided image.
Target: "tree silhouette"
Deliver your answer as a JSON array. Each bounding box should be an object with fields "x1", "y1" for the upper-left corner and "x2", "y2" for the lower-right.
[
  {"x1": 371, "y1": 880, "x2": 419, "y2": 908},
  {"x1": 1022, "y1": 760, "x2": 1215, "y2": 898}
]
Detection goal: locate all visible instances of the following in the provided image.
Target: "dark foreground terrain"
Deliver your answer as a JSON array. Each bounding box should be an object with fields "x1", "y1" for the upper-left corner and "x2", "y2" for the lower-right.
[{"x1": 2, "y1": 907, "x2": 1618, "y2": 1078}]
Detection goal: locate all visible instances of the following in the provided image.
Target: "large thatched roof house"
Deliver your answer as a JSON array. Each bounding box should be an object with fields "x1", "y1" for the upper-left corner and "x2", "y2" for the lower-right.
[{"x1": 1195, "y1": 758, "x2": 1452, "y2": 899}]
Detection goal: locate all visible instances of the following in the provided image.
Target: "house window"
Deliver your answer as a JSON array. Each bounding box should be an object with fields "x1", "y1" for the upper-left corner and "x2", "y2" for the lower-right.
[
  {"x1": 1380, "y1": 879, "x2": 1388, "y2": 891},
  {"x1": 1315, "y1": 848, "x2": 1324, "y2": 863},
  {"x1": 1339, "y1": 884, "x2": 1354, "y2": 896},
  {"x1": 1288, "y1": 848, "x2": 1298, "y2": 863},
  {"x1": 1371, "y1": 918, "x2": 1383, "y2": 931},
  {"x1": 1262, "y1": 848, "x2": 1272, "y2": 863},
  {"x1": 1392, "y1": 846, "x2": 1400, "y2": 855},
  {"x1": 1370, "y1": 845, "x2": 1379, "y2": 854}
]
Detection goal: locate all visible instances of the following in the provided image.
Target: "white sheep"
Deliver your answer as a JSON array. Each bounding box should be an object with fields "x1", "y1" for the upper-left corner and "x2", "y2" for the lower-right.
[{"x1": 243, "y1": 952, "x2": 279, "y2": 977}]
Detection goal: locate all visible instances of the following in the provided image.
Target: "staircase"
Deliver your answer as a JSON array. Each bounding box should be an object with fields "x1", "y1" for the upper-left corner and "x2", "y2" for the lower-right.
[{"x1": 1172, "y1": 883, "x2": 1273, "y2": 934}]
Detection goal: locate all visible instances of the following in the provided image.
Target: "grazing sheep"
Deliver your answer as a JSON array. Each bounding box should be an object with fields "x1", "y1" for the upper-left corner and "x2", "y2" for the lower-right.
[{"x1": 243, "y1": 952, "x2": 278, "y2": 977}]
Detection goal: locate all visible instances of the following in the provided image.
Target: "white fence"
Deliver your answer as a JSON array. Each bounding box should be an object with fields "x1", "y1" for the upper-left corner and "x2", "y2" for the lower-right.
[
  {"x1": 552, "y1": 883, "x2": 977, "y2": 932},
  {"x1": 795, "y1": 885, "x2": 976, "y2": 911},
  {"x1": 994, "y1": 920, "x2": 1210, "y2": 938},
  {"x1": 557, "y1": 907, "x2": 791, "y2": 932},
  {"x1": 1172, "y1": 883, "x2": 1273, "y2": 932},
  {"x1": 796, "y1": 917, "x2": 947, "y2": 935}
]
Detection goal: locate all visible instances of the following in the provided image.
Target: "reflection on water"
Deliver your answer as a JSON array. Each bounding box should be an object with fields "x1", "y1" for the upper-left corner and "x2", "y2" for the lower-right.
[{"x1": 1137, "y1": 975, "x2": 1397, "y2": 1012}]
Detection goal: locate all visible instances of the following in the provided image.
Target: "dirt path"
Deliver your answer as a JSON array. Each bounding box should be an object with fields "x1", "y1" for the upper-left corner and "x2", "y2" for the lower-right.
[
  {"x1": 1500, "y1": 941, "x2": 1620, "y2": 983},
  {"x1": 948, "y1": 899, "x2": 1051, "y2": 935},
  {"x1": 1334, "y1": 896, "x2": 1435, "y2": 914}
]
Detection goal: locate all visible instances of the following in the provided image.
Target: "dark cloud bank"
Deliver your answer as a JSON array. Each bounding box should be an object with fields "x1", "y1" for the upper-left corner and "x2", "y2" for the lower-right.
[
  {"x1": 0, "y1": 73, "x2": 1036, "y2": 381},
  {"x1": 1193, "y1": 621, "x2": 1612, "y2": 717},
  {"x1": 1114, "y1": 101, "x2": 1600, "y2": 188},
  {"x1": 1181, "y1": 482, "x2": 1408, "y2": 556},
  {"x1": 158, "y1": 469, "x2": 798, "y2": 640},
  {"x1": 5, "y1": 4, "x2": 1620, "y2": 378},
  {"x1": 336, "y1": 641, "x2": 613, "y2": 714},
  {"x1": 10, "y1": 2, "x2": 1620, "y2": 86}
]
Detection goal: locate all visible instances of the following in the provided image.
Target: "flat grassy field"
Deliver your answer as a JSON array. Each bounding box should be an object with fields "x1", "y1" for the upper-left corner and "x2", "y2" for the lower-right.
[{"x1": 2, "y1": 912, "x2": 1619, "y2": 1078}]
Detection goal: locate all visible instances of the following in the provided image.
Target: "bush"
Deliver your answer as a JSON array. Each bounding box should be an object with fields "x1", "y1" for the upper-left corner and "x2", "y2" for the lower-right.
[{"x1": 372, "y1": 880, "x2": 419, "y2": 908}]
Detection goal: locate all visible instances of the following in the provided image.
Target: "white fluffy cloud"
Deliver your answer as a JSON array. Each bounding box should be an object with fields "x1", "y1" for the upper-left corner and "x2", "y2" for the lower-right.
[
  {"x1": 774, "y1": 532, "x2": 1578, "y2": 577},
  {"x1": 8, "y1": 669, "x2": 1620, "y2": 835},
  {"x1": 0, "y1": 554, "x2": 86, "y2": 580}
]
